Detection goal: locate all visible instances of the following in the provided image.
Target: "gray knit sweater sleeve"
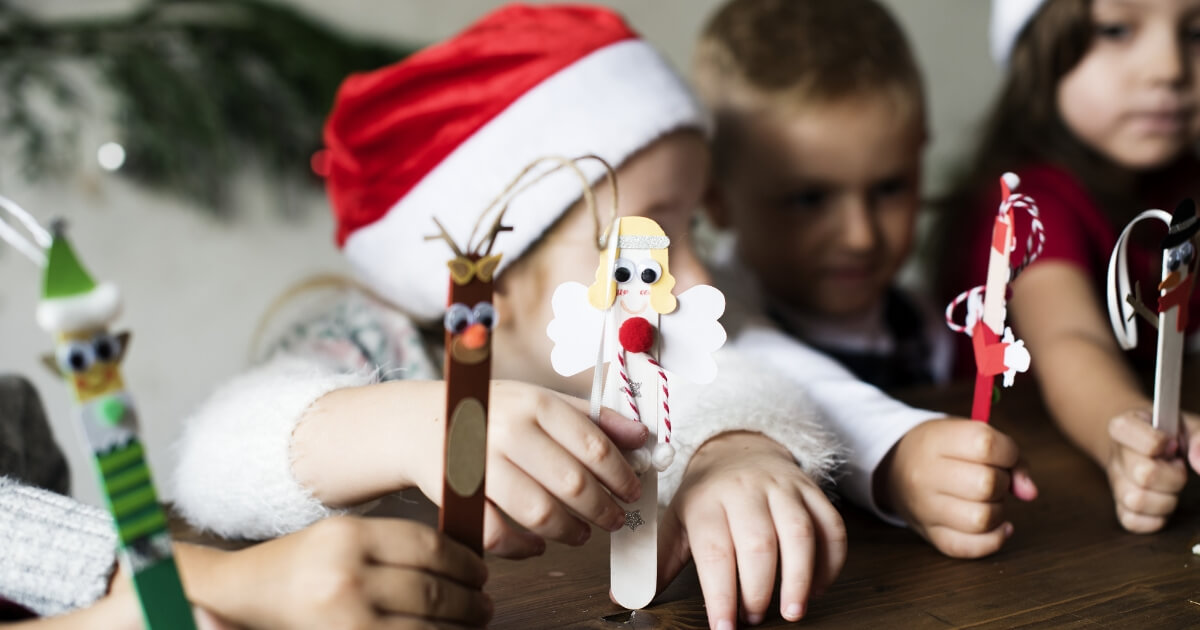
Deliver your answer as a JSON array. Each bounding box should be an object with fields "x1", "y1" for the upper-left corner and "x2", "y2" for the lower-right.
[{"x1": 0, "y1": 476, "x2": 117, "y2": 617}]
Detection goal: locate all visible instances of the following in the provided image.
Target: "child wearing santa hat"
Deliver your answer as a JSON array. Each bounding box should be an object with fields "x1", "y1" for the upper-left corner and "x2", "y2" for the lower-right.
[{"x1": 173, "y1": 4, "x2": 842, "y2": 627}]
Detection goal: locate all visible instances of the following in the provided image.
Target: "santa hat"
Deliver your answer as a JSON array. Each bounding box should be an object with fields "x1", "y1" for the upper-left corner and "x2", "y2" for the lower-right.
[
  {"x1": 37, "y1": 223, "x2": 121, "y2": 333},
  {"x1": 323, "y1": 4, "x2": 705, "y2": 322},
  {"x1": 990, "y1": 0, "x2": 1046, "y2": 65}
]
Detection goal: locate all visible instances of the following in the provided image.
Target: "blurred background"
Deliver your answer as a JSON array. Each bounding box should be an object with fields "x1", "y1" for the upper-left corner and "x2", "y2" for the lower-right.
[{"x1": 0, "y1": 0, "x2": 998, "y2": 506}]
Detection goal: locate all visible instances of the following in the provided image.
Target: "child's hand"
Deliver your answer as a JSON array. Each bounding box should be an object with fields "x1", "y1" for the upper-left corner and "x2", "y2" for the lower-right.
[
  {"x1": 1104, "y1": 409, "x2": 1193, "y2": 532},
  {"x1": 468, "y1": 382, "x2": 648, "y2": 557},
  {"x1": 883, "y1": 419, "x2": 1037, "y2": 559},
  {"x1": 657, "y1": 432, "x2": 845, "y2": 628},
  {"x1": 198, "y1": 516, "x2": 491, "y2": 629}
]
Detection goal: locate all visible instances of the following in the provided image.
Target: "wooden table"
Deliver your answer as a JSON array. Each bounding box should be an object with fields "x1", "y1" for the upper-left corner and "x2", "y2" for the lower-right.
[{"x1": 485, "y1": 382, "x2": 1200, "y2": 629}]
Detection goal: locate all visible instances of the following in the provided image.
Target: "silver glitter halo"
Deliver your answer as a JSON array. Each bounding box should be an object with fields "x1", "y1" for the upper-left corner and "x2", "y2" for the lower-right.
[{"x1": 617, "y1": 235, "x2": 669, "y2": 249}]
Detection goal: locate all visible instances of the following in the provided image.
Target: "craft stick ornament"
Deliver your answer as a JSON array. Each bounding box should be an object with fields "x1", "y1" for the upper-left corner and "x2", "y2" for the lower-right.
[
  {"x1": 945, "y1": 173, "x2": 1043, "y2": 422},
  {"x1": 548, "y1": 207, "x2": 727, "y2": 610},
  {"x1": 1106, "y1": 199, "x2": 1200, "y2": 439},
  {"x1": 426, "y1": 155, "x2": 603, "y2": 554},
  {"x1": 0, "y1": 199, "x2": 196, "y2": 630}
]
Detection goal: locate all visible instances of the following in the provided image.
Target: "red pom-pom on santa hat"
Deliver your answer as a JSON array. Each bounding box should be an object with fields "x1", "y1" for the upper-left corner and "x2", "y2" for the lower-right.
[{"x1": 619, "y1": 317, "x2": 655, "y2": 354}]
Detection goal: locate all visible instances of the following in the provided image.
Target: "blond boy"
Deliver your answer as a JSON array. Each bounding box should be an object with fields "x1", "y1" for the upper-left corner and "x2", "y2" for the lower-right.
[{"x1": 694, "y1": 0, "x2": 1039, "y2": 559}]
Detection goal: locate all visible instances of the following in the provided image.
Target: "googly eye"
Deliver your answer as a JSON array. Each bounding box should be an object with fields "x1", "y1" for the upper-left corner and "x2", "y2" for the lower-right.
[
  {"x1": 443, "y1": 303, "x2": 472, "y2": 334},
  {"x1": 92, "y1": 333, "x2": 122, "y2": 363},
  {"x1": 613, "y1": 258, "x2": 635, "y2": 284},
  {"x1": 472, "y1": 302, "x2": 497, "y2": 330},
  {"x1": 57, "y1": 341, "x2": 95, "y2": 374},
  {"x1": 1179, "y1": 241, "x2": 1195, "y2": 266},
  {"x1": 639, "y1": 260, "x2": 662, "y2": 284}
]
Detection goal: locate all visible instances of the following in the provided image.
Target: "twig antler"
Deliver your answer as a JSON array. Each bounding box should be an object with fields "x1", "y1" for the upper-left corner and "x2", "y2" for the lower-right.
[
  {"x1": 425, "y1": 217, "x2": 465, "y2": 258},
  {"x1": 1125, "y1": 282, "x2": 1159, "y2": 328}
]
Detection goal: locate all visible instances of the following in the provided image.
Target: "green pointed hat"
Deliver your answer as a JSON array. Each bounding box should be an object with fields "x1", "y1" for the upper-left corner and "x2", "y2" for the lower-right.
[{"x1": 36, "y1": 221, "x2": 121, "y2": 332}]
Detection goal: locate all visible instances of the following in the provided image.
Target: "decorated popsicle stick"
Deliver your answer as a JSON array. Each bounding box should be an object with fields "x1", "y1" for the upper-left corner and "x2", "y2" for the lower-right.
[
  {"x1": 426, "y1": 155, "x2": 606, "y2": 554},
  {"x1": 946, "y1": 173, "x2": 1043, "y2": 422},
  {"x1": 548, "y1": 212, "x2": 726, "y2": 610},
  {"x1": 0, "y1": 198, "x2": 196, "y2": 630},
  {"x1": 1106, "y1": 199, "x2": 1199, "y2": 438}
]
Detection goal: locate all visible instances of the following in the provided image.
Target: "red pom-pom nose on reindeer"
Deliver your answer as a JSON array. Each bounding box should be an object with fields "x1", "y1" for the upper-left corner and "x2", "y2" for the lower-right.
[{"x1": 619, "y1": 317, "x2": 656, "y2": 353}]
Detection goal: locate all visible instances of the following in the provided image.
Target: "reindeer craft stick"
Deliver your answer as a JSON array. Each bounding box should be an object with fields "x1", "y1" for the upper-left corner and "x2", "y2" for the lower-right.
[
  {"x1": 547, "y1": 164, "x2": 726, "y2": 610},
  {"x1": 1106, "y1": 199, "x2": 1200, "y2": 439},
  {"x1": 945, "y1": 173, "x2": 1043, "y2": 422},
  {"x1": 0, "y1": 197, "x2": 196, "y2": 630}
]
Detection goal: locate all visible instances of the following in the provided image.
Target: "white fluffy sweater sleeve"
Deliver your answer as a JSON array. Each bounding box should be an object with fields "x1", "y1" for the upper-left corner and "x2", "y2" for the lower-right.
[{"x1": 172, "y1": 291, "x2": 842, "y2": 538}]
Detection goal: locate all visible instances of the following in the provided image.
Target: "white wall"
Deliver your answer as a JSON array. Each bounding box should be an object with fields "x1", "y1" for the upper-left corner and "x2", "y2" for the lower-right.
[{"x1": 1, "y1": 1, "x2": 998, "y2": 506}]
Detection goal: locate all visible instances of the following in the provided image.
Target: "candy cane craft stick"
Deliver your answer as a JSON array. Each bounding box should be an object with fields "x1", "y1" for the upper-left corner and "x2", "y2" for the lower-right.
[
  {"x1": 945, "y1": 173, "x2": 1042, "y2": 422},
  {"x1": 0, "y1": 200, "x2": 197, "y2": 630}
]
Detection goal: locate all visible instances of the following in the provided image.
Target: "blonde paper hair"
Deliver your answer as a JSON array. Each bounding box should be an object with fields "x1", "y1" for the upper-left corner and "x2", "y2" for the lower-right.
[{"x1": 587, "y1": 216, "x2": 677, "y2": 314}]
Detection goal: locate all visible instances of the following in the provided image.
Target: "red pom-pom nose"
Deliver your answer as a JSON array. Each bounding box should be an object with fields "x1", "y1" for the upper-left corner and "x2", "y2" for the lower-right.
[{"x1": 619, "y1": 317, "x2": 656, "y2": 353}]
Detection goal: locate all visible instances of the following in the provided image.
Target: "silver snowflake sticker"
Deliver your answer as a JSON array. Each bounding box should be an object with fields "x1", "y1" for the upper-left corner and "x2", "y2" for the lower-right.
[
  {"x1": 629, "y1": 381, "x2": 642, "y2": 398},
  {"x1": 624, "y1": 510, "x2": 645, "y2": 531}
]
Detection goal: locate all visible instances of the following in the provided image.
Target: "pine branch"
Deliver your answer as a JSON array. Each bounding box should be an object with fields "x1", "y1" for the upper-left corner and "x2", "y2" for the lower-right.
[{"x1": 0, "y1": 0, "x2": 413, "y2": 216}]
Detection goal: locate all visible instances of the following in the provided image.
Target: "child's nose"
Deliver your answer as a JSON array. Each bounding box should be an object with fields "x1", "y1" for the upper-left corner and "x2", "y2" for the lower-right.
[
  {"x1": 1138, "y1": 23, "x2": 1186, "y2": 87},
  {"x1": 840, "y1": 199, "x2": 878, "y2": 253}
]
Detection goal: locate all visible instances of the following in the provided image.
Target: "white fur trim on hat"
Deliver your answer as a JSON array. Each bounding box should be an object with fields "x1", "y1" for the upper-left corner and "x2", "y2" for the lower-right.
[
  {"x1": 990, "y1": 0, "x2": 1046, "y2": 65},
  {"x1": 343, "y1": 39, "x2": 706, "y2": 322},
  {"x1": 36, "y1": 283, "x2": 120, "y2": 332}
]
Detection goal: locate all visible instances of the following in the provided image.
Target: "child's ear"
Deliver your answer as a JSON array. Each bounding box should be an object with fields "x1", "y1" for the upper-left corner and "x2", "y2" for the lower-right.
[
  {"x1": 490, "y1": 282, "x2": 515, "y2": 331},
  {"x1": 703, "y1": 182, "x2": 731, "y2": 230}
]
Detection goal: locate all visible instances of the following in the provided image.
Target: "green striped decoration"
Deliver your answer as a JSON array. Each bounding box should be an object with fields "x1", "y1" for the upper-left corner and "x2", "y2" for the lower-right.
[{"x1": 95, "y1": 440, "x2": 169, "y2": 546}]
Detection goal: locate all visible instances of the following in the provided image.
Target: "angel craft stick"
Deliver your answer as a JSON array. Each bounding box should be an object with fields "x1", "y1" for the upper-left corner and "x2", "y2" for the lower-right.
[
  {"x1": 0, "y1": 198, "x2": 196, "y2": 630},
  {"x1": 548, "y1": 212, "x2": 726, "y2": 610},
  {"x1": 1106, "y1": 199, "x2": 1199, "y2": 439},
  {"x1": 945, "y1": 173, "x2": 1043, "y2": 422}
]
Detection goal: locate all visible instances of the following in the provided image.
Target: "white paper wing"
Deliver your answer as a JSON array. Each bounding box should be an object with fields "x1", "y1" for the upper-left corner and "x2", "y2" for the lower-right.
[
  {"x1": 547, "y1": 281, "x2": 610, "y2": 377},
  {"x1": 659, "y1": 284, "x2": 727, "y2": 384}
]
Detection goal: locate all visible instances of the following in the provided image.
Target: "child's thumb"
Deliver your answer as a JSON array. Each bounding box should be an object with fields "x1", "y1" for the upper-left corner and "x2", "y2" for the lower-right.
[
  {"x1": 1010, "y1": 459, "x2": 1038, "y2": 502},
  {"x1": 655, "y1": 507, "x2": 690, "y2": 594}
]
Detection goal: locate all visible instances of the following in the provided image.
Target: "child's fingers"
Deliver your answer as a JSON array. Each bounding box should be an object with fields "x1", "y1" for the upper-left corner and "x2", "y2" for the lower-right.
[
  {"x1": 932, "y1": 458, "x2": 1012, "y2": 503},
  {"x1": 766, "y1": 488, "x2": 816, "y2": 623},
  {"x1": 1010, "y1": 462, "x2": 1038, "y2": 502},
  {"x1": 482, "y1": 503, "x2": 545, "y2": 559},
  {"x1": 797, "y1": 482, "x2": 847, "y2": 597},
  {"x1": 924, "y1": 522, "x2": 1012, "y2": 559},
  {"x1": 941, "y1": 421, "x2": 1021, "y2": 468},
  {"x1": 1182, "y1": 413, "x2": 1200, "y2": 474},
  {"x1": 1113, "y1": 446, "x2": 1188, "y2": 494},
  {"x1": 504, "y1": 427, "x2": 627, "y2": 531},
  {"x1": 194, "y1": 607, "x2": 237, "y2": 630},
  {"x1": 688, "y1": 505, "x2": 739, "y2": 630},
  {"x1": 363, "y1": 566, "x2": 492, "y2": 626},
  {"x1": 359, "y1": 519, "x2": 488, "y2": 586},
  {"x1": 536, "y1": 398, "x2": 643, "y2": 504},
  {"x1": 1108, "y1": 410, "x2": 1172, "y2": 457},
  {"x1": 488, "y1": 456, "x2": 592, "y2": 544},
  {"x1": 556, "y1": 394, "x2": 649, "y2": 450},
  {"x1": 924, "y1": 494, "x2": 1006, "y2": 535},
  {"x1": 1113, "y1": 502, "x2": 1170, "y2": 533},
  {"x1": 725, "y1": 494, "x2": 778, "y2": 625}
]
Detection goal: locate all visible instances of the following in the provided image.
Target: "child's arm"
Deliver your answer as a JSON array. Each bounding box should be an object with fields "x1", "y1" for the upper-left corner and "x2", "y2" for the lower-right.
[{"x1": 1011, "y1": 261, "x2": 1193, "y2": 532}]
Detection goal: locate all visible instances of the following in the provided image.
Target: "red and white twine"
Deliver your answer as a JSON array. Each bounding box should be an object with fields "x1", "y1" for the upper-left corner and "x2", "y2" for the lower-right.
[
  {"x1": 616, "y1": 351, "x2": 671, "y2": 444},
  {"x1": 945, "y1": 175, "x2": 1045, "y2": 335}
]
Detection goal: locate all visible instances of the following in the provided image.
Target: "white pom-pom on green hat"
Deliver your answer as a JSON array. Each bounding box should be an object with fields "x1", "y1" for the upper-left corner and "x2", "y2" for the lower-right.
[{"x1": 36, "y1": 223, "x2": 121, "y2": 333}]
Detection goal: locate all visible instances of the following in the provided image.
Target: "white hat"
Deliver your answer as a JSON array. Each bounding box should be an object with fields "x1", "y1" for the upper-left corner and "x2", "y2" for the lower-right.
[{"x1": 990, "y1": 0, "x2": 1047, "y2": 65}]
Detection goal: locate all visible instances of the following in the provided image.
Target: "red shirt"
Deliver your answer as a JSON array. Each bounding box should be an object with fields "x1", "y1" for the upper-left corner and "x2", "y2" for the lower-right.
[{"x1": 947, "y1": 163, "x2": 1200, "y2": 375}]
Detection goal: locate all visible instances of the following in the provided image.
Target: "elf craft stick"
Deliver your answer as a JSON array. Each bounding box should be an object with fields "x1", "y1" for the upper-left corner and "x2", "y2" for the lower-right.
[
  {"x1": 548, "y1": 212, "x2": 726, "y2": 610},
  {"x1": 1106, "y1": 199, "x2": 1200, "y2": 439},
  {"x1": 945, "y1": 173, "x2": 1043, "y2": 422},
  {"x1": 0, "y1": 199, "x2": 196, "y2": 630}
]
